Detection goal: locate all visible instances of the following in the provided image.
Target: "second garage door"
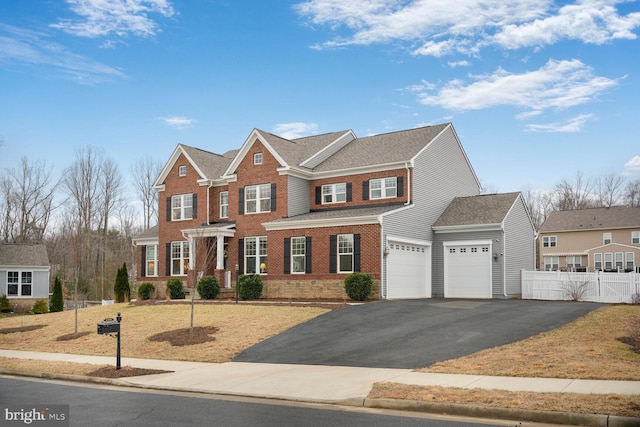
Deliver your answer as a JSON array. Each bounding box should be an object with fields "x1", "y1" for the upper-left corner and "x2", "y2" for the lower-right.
[
  {"x1": 386, "y1": 239, "x2": 431, "y2": 299},
  {"x1": 444, "y1": 241, "x2": 492, "y2": 298}
]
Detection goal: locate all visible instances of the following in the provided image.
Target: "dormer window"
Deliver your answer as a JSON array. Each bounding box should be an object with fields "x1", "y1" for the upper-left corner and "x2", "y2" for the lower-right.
[
  {"x1": 254, "y1": 153, "x2": 263, "y2": 165},
  {"x1": 179, "y1": 165, "x2": 187, "y2": 176}
]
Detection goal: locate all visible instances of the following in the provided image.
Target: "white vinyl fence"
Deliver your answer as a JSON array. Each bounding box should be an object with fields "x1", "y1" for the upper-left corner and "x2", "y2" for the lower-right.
[{"x1": 522, "y1": 270, "x2": 640, "y2": 304}]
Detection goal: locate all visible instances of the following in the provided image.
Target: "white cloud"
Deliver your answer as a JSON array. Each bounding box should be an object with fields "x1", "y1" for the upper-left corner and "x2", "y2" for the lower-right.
[
  {"x1": 294, "y1": 0, "x2": 640, "y2": 55},
  {"x1": 625, "y1": 155, "x2": 640, "y2": 172},
  {"x1": 273, "y1": 122, "x2": 319, "y2": 139},
  {"x1": 159, "y1": 116, "x2": 195, "y2": 129},
  {"x1": 448, "y1": 60, "x2": 471, "y2": 68},
  {"x1": 524, "y1": 113, "x2": 594, "y2": 132},
  {"x1": 51, "y1": 0, "x2": 175, "y2": 38},
  {"x1": 0, "y1": 24, "x2": 126, "y2": 83},
  {"x1": 417, "y1": 59, "x2": 618, "y2": 114}
]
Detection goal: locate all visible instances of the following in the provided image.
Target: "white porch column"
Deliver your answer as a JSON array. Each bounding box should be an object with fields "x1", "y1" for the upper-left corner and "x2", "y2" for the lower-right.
[
  {"x1": 216, "y1": 235, "x2": 225, "y2": 270},
  {"x1": 188, "y1": 235, "x2": 196, "y2": 271}
]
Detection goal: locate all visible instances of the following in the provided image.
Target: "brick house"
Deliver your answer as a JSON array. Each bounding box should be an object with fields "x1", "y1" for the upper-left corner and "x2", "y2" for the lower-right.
[{"x1": 133, "y1": 123, "x2": 535, "y2": 300}]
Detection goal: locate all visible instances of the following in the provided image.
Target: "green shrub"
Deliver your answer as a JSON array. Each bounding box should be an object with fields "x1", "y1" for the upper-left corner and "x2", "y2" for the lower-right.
[
  {"x1": 50, "y1": 276, "x2": 64, "y2": 312},
  {"x1": 114, "y1": 263, "x2": 131, "y2": 303},
  {"x1": 0, "y1": 294, "x2": 12, "y2": 313},
  {"x1": 137, "y1": 282, "x2": 156, "y2": 300},
  {"x1": 167, "y1": 278, "x2": 185, "y2": 299},
  {"x1": 197, "y1": 276, "x2": 220, "y2": 300},
  {"x1": 344, "y1": 272, "x2": 373, "y2": 301},
  {"x1": 238, "y1": 274, "x2": 263, "y2": 300},
  {"x1": 31, "y1": 299, "x2": 49, "y2": 314}
]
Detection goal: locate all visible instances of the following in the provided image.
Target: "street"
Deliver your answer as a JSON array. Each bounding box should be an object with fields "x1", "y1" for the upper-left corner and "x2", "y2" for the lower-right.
[{"x1": 1, "y1": 376, "x2": 529, "y2": 427}]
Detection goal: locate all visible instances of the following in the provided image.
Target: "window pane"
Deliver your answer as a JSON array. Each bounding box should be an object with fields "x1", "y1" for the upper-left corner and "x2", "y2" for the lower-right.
[
  {"x1": 292, "y1": 237, "x2": 305, "y2": 273},
  {"x1": 339, "y1": 254, "x2": 353, "y2": 272}
]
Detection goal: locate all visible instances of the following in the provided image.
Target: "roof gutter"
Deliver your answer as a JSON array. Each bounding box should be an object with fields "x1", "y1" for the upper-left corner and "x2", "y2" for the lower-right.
[{"x1": 405, "y1": 162, "x2": 411, "y2": 205}]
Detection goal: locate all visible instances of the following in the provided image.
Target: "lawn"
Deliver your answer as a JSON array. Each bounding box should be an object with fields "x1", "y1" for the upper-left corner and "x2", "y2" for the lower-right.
[{"x1": 1, "y1": 301, "x2": 639, "y2": 417}]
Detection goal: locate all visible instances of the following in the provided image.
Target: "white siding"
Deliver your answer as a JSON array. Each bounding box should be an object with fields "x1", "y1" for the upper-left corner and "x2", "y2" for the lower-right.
[
  {"x1": 287, "y1": 175, "x2": 310, "y2": 217},
  {"x1": 504, "y1": 196, "x2": 536, "y2": 296}
]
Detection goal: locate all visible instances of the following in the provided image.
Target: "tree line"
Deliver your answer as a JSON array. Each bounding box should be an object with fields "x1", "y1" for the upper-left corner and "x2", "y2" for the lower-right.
[
  {"x1": 522, "y1": 171, "x2": 640, "y2": 230},
  {"x1": 0, "y1": 147, "x2": 162, "y2": 301}
]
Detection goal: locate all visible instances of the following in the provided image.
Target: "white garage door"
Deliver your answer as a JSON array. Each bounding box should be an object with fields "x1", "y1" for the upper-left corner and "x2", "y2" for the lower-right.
[
  {"x1": 444, "y1": 241, "x2": 492, "y2": 299},
  {"x1": 386, "y1": 240, "x2": 431, "y2": 299}
]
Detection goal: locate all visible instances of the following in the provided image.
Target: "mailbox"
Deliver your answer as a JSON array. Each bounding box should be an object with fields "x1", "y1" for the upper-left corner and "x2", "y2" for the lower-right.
[{"x1": 97, "y1": 321, "x2": 120, "y2": 335}]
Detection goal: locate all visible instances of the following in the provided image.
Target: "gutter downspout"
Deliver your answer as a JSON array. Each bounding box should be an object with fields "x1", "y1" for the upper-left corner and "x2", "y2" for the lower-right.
[{"x1": 405, "y1": 162, "x2": 411, "y2": 205}]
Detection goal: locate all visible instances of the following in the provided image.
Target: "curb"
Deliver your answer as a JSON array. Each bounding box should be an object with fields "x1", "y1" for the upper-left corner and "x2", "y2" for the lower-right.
[
  {"x1": 2, "y1": 369, "x2": 638, "y2": 426},
  {"x1": 364, "y1": 398, "x2": 639, "y2": 427}
]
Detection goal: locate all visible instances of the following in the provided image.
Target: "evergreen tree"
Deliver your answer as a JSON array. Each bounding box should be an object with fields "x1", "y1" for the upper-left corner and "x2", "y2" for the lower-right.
[
  {"x1": 114, "y1": 263, "x2": 130, "y2": 303},
  {"x1": 50, "y1": 276, "x2": 64, "y2": 312}
]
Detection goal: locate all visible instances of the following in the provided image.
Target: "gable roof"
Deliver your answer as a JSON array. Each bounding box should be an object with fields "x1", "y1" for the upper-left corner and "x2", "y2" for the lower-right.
[
  {"x1": 433, "y1": 192, "x2": 522, "y2": 228},
  {"x1": 311, "y1": 124, "x2": 450, "y2": 172},
  {"x1": 539, "y1": 206, "x2": 640, "y2": 233},
  {"x1": 0, "y1": 244, "x2": 49, "y2": 267},
  {"x1": 154, "y1": 144, "x2": 233, "y2": 188}
]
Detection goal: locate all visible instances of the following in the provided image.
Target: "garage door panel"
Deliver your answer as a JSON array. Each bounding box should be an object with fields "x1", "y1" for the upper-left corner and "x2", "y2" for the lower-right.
[
  {"x1": 387, "y1": 241, "x2": 431, "y2": 299},
  {"x1": 445, "y1": 244, "x2": 491, "y2": 299}
]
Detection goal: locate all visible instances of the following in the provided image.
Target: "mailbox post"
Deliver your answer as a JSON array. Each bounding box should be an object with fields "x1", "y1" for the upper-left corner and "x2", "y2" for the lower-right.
[{"x1": 97, "y1": 312, "x2": 122, "y2": 370}]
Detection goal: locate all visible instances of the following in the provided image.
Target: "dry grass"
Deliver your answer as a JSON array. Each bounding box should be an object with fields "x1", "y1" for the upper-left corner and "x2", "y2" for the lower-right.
[
  {"x1": 0, "y1": 302, "x2": 330, "y2": 363},
  {"x1": 369, "y1": 383, "x2": 640, "y2": 418},
  {"x1": 419, "y1": 305, "x2": 640, "y2": 380}
]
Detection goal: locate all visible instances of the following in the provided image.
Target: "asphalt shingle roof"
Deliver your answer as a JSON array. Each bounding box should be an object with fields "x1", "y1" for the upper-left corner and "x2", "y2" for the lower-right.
[
  {"x1": 0, "y1": 244, "x2": 49, "y2": 267},
  {"x1": 181, "y1": 145, "x2": 234, "y2": 180},
  {"x1": 433, "y1": 192, "x2": 521, "y2": 227},
  {"x1": 539, "y1": 206, "x2": 640, "y2": 232}
]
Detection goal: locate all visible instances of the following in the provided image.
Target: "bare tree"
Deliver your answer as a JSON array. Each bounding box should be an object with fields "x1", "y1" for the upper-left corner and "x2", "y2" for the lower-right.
[
  {"x1": 132, "y1": 156, "x2": 162, "y2": 229},
  {"x1": 0, "y1": 157, "x2": 56, "y2": 243},
  {"x1": 553, "y1": 171, "x2": 594, "y2": 210},
  {"x1": 624, "y1": 178, "x2": 640, "y2": 207},
  {"x1": 594, "y1": 172, "x2": 624, "y2": 207},
  {"x1": 521, "y1": 186, "x2": 555, "y2": 230}
]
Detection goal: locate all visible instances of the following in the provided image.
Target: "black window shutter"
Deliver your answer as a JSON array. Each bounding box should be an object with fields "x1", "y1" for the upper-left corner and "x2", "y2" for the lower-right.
[
  {"x1": 305, "y1": 236, "x2": 312, "y2": 274},
  {"x1": 397, "y1": 176, "x2": 404, "y2": 198},
  {"x1": 166, "y1": 197, "x2": 172, "y2": 221},
  {"x1": 346, "y1": 183, "x2": 352, "y2": 202},
  {"x1": 270, "y1": 183, "x2": 277, "y2": 211},
  {"x1": 192, "y1": 193, "x2": 198, "y2": 219},
  {"x1": 354, "y1": 234, "x2": 361, "y2": 272},
  {"x1": 238, "y1": 188, "x2": 245, "y2": 215},
  {"x1": 284, "y1": 238, "x2": 291, "y2": 274},
  {"x1": 238, "y1": 239, "x2": 244, "y2": 274},
  {"x1": 140, "y1": 246, "x2": 147, "y2": 277},
  {"x1": 315, "y1": 186, "x2": 321, "y2": 204},
  {"x1": 329, "y1": 235, "x2": 337, "y2": 273},
  {"x1": 362, "y1": 181, "x2": 369, "y2": 200},
  {"x1": 165, "y1": 243, "x2": 171, "y2": 276}
]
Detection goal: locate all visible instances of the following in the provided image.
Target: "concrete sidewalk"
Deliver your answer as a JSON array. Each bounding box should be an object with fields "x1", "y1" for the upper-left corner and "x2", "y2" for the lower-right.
[{"x1": 1, "y1": 349, "x2": 639, "y2": 426}]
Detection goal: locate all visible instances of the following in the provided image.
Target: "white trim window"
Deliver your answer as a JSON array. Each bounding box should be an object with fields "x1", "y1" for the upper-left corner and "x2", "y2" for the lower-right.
[
  {"x1": 603, "y1": 232, "x2": 612, "y2": 245},
  {"x1": 594, "y1": 253, "x2": 602, "y2": 271},
  {"x1": 566, "y1": 256, "x2": 582, "y2": 270},
  {"x1": 245, "y1": 236, "x2": 267, "y2": 274},
  {"x1": 544, "y1": 256, "x2": 559, "y2": 271},
  {"x1": 220, "y1": 191, "x2": 229, "y2": 219},
  {"x1": 7, "y1": 271, "x2": 32, "y2": 297},
  {"x1": 338, "y1": 234, "x2": 354, "y2": 273},
  {"x1": 626, "y1": 252, "x2": 635, "y2": 270},
  {"x1": 178, "y1": 165, "x2": 187, "y2": 176},
  {"x1": 171, "y1": 241, "x2": 190, "y2": 276},
  {"x1": 172, "y1": 194, "x2": 193, "y2": 221},
  {"x1": 632, "y1": 231, "x2": 640, "y2": 245},
  {"x1": 604, "y1": 253, "x2": 613, "y2": 270},
  {"x1": 370, "y1": 177, "x2": 397, "y2": 199},
  {"x1": 615, "y1": 252, "x2": 624, "y2": 270},
  {"x1": 322, "y1": 183, "x2": 346, "y2": 204},
  {"x1": 146, "y1": 245, "x2": 158, "y2": 277},
  {"x1": 245, "y1": 184, "x2": 271, "y2": 214},
  {"x1": 254, "y1": 152, "x2": 263, "y2": 165},
  {"x1": 291, "y1": 237, "x2": 306, "y2": 274},
  {"x1": 542, "y1": 236, "x2": 557, "y2": 248}
]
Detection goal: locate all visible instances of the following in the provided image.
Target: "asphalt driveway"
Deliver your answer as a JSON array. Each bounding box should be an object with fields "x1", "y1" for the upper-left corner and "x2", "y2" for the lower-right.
[{"x1": 233, "y1": 299, "x2": 601, "y2": 369}]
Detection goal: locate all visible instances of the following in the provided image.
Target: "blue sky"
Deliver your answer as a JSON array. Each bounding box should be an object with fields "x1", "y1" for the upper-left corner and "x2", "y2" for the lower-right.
[{"x1": 1, "y1": 0, "x2": 639, "y2": 197}]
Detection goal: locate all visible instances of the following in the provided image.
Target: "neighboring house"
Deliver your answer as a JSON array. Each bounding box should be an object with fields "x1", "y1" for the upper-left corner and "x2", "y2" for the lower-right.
[
  {"x1": 538, "y1": 206, "x2": 640, "y2": 272},
  {"x1": 0, "y1": 244, "x2": 51, "y2": 311},
  {"x1": 432, "y1": 193, "x2": 536, "y2": 298},
  {"x1": 133, "y1": 123, "x2": 534, "y2": 299}
]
